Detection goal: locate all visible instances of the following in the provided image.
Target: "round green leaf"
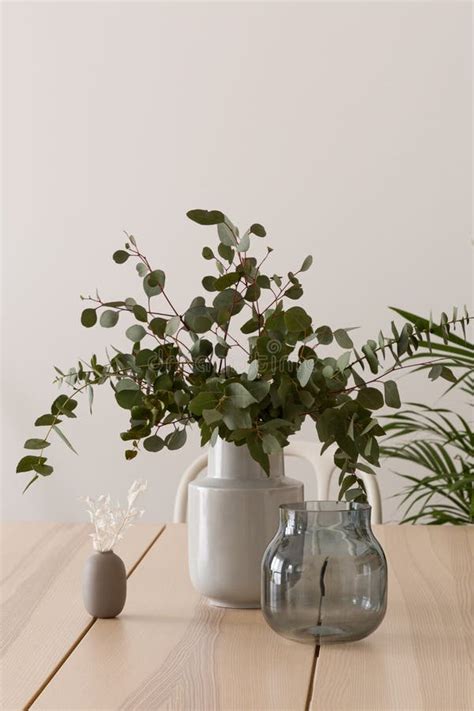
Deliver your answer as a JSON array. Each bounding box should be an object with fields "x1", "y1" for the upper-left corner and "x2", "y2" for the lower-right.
[
  {"x1": 189, "y1": 392, "x2": 219, "y2": 415},
  {"x1": 17, "y1": 455, "x2": 46, "y2": 473},
  {"x1": 133, "y1": 304, "x2": 148, "y2": 322},
  {"x1": 383, "y1": 380, "x2": 401, "y2": 408},
  {"x1": 226, "y1": 383, "x2": 257, "y2": 409},
  {"x1": 100, "y1": 310, "x2": 119, "y2": 328},
  {"x1": 126, "y1": 324, "x2": 147, "y2": 342},
  {"x1": 115, "y1": 388, "x2": 143, "y2": 409},
  {"x1": 245, "y1": 283, "x2": 261, "y2": 302},
  {"x1": 115, "y1": 378, "x2": 139, "y2": 392},
  {"x1": 284, "y1": 307, "x2": 312, "y2": 333},
  {"x1": 81, "y1": 308, "x2": 97, "y2": 328},
  {"x1": 24, "y1": 438, "x2": 50, "y2": 450},
  {"x1": 284, "y1": 286, "x2": 303, "y2": 300},
  {"x1": 297, "y1": 359, "x2": 314, "y2": 387},
  {"x1": 236, "y1": 232, "x2": 250, "y2": 253},
  {"x1": 149, "y1": 317, "x2": 167, "y2": 337},
  {"x1": 300, "y1": 255, "x2": 313, "y2": 272},
  {"x1": 148, "y1": 269, "x2": 166, "y2": 289},
  {"x1": 165, "y1": 316, "x2": 180, "y2": 336},
  {"x1": 357, "y1": 387, "x2": 384, "y2": 410},
  {"x1": 202, "y1": 276, "x2": 217, "y2": 292},
  {"x1": 34, "y1": 463, "x2": 54, "y2": 476},
  {"x1": 316, "y1": 325, "x2": 333, "y2": 345},
  {"x1": 334, "y1": 329, "x2": 354, "y2": 349},
  {"x1": 143, "y1": 435, "x2": 165, "y2": 452},
  {"x1": 143, "y1": 270, "x2": 165, "y2": 298},
  {"x1": 184, "y1": 306, "x2": 214, "y2": 334},
  {"x1": 51, "y1": 394, "x2": 78, "y2": 415},
  {"x1": 213, "y1": 289, "x2": 244, "y2": 315},
  {"x1": 214, "y1": 272, "x2": 240, "y2": 290},
  {"x1": 256, "y1": 275, "x2": 271, "y2": 289},
  {"x1": 35, "y1": 414, "x2": 61, "y2": 426},
  {"x1": 250, "y1": 223, "x2": 266, "y2": 237},
  {"x1": 217, "y1": 243, "x2": 234, "y2": 262},
  {"x1": 217, "y1": 223, "x2": 235, "y2": 246},
  {"x1": 113, "y1": 250, "x2": 129, "y2": 264},
  {"x1": 202, "y1": 247, "x2": 214, "y2": 260},
  {"x1": 166, "y1": 428, "x2": 187, "y2": 450},
  {"x1": 187, "y1": 209, "x2": 225, "y2": 225}
]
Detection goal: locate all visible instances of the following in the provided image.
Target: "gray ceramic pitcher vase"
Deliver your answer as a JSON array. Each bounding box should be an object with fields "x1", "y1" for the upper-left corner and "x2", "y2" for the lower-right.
[
  {"x1": 188, "y1": 438, "x2": 304, "y2": 609},
  {"x1": 82, "y1": 550, "x2": 127, "y2": 618}
]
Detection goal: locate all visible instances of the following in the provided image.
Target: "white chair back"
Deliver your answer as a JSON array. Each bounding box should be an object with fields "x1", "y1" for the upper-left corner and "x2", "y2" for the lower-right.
[{"x1": 173, "y1": 440, "x2": 382, "y2": 524}]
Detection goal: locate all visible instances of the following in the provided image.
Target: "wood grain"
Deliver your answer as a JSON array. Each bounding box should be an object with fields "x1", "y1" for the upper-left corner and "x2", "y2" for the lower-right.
[
  {"x1": 311, "y1": 525, "x2": 474, "y2": 711},
  {"x1": 0, "y1": 521, "x2": 163, "y2": 710},
  {"x1": 33, "y1": 524, "x2": 316, "y2": 710}
]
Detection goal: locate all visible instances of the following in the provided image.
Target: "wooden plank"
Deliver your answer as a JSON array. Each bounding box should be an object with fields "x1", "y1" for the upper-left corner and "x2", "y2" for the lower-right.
[
  {"x1": 33, "y1": 524, "x2": 316, "y2": 710},
  {"x1": 0, "y1": 521, "x2": 164, "y2": 710},
  {"x1": 311, "y1": 525, "x2": 474, "y2": 711}
]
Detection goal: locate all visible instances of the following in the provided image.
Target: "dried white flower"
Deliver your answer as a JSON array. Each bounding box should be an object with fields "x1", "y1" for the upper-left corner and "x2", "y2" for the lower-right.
[{"x1": 82, "y1": 479, "x2": 148, "y2": 552}]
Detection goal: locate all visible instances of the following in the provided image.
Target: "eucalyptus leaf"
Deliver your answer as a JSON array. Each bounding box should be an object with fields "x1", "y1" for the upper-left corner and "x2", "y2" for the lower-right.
[
  {"x1": 357, "y1": 387, "x2": 384, "y2": 410},
  {"x1": 100, "y1": 310, "x2": 119, "y2": 328},
  {"x1": 297, "y1": 359, "x2": 314, "y2": 387},
  {"x1": 262, "y1": 433, "x2": 281, "y2": 454},
  {"x1": 81, "y1": 309, "x2": 97, "y2": 328},
  {"x1": 244, "y1": 283, "x2": 261, "y2": 302},
  {"x1": 52, "y1": 425, "x2": 78, "y2": 454},
  {"x1": 126, "y1": 324, "x2": 147, "y2": 342},
  {"x1": 248, "y1": 360, "x2": 259, "y2": 381},
  {"x1": 383, "y1": 380, "x2": 401, "y2": 408},
  {"x1": 187, "y1": 209, "x2": 225, "y2": 225},
  {"x1": 35, "y1": 414, "x2": 61, "y2": 426},
  {"x1": 136, "y1": 262, "x2": 148, "y2": 277},
  {"x1": 17, "y1": 455, "x2": 47, "y2": 473},
  {"x1": 166, "y1": 428, "x2": 187, "y2": 450},
  {"x1": 150, "y1": 317, "x2": 167, "y2": 337},
  {"x1": 217, "y1": 223, "x2": 236, "y2": 246},
  {"x1": 202, "y1": 409, "x2": 222, "y2": 425},
  {"x1": 144, "y1": 435, "x2": 165, "y2": 452},
  {"x1": 189, "y1": 392, "x2": 219, "y2": 415},
  {"x1": 236, "y1": 232, "x2": 250, "y2": 252},
  {"x1": 250, "y1": 223, "x2": 266, "y2": 237},
  {"x1": 202, "y1": 246, "x2": 214, "y2": 260},
  {"x1": 202, "y1": 276, "x2": 217, "y2": 292},
  {"x1": 165, "y1": 316, "x2": 180, "y2": 336},
  {"x1": 24, "y1": 438, "x2": 50, "y2": 450},
  {"x1": 285, "y1": 307, "x2": 311, "y2": 333},
  {"x1": 144, "y1": 270, "x2": 165, "y2": 297},
  {"x1": 226, "y1": 383, "x2": 257, "y2": 409},
  {"x1": 214, "y1": 272, "x2": 240, "y2": 290},
  {"x1": 133, "y1": 305, "x2": 148, "y2": 322},
  {"x1": 112, "y1": 250, "x2": 129, "y2": 264},
  {"x1": 334, "y1": 329, "x2": 354, "y2": 349}
]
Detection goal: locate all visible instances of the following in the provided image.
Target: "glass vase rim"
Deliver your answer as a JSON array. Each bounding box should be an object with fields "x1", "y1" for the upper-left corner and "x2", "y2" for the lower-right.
[{"x1": 279, "y1": 500, "x2": 371, "y2": 514}]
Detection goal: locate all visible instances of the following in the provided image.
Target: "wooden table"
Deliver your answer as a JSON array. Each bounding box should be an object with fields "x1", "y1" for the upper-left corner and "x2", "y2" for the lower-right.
[{"x1": 1, "y1": 523, "x2": 472, "y2": 710}]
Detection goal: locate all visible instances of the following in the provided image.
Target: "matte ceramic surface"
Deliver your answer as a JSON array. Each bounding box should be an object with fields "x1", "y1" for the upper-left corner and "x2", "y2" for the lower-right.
[
  {"x1": 82, "y1": 550, "x2": 127, "y2": 618},
  {"x1": 188, "y1": 439, "x2": 304, "y2": 608}
]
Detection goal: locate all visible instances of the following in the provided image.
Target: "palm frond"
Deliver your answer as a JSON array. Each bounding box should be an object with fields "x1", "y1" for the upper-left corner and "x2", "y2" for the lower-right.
[{"x1": 381, "y1": 310, "x2": 473, "y2": 526}]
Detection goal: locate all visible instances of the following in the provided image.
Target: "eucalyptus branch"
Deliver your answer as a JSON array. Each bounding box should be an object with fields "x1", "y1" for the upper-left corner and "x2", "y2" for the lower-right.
[{"x1": 17, "y1": 208, "x2": 467, "y2": 508}]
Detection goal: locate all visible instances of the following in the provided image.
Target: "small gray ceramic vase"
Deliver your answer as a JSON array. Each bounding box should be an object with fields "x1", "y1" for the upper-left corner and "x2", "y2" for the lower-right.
[{"x1": 82, "y1": 550, "x2": 127, "y2": 618}]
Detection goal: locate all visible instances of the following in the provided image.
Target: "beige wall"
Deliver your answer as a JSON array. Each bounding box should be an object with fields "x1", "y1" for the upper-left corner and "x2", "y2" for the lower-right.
[{"x1": 2, "y1": 1, "x2": 471, "y2": 522}]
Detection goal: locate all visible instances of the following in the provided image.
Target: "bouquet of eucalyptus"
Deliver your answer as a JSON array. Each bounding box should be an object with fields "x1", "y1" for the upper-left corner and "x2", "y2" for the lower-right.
[{"x1": 17, "y1": 209, "x2": 468, "y2": 501}]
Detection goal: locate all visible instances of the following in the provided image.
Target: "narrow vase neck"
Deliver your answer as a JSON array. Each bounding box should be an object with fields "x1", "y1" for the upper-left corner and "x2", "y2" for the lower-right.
[{"x1": 208, "y1": 438, "x2": 285, "y2": 481}]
